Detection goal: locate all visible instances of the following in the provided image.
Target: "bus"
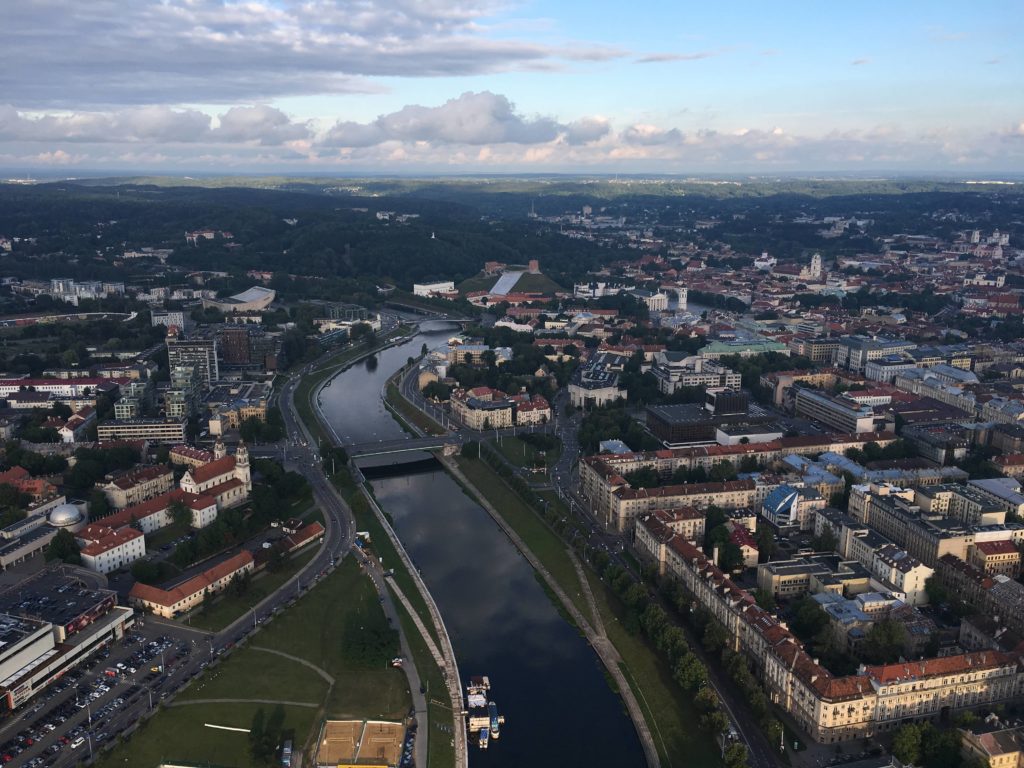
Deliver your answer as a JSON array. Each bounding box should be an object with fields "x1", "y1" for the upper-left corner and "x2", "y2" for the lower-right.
[{"x1": 281, "y1": 740, "x2": 292, "y2": 767}]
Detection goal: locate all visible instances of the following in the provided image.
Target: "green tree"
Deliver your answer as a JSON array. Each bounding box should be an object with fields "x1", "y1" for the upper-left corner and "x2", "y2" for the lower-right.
[
  {"x1": 46, "y1": 529, "x2": 81, "y2": 565},
  {"x1": 753, "y1": 588, "x2": 776, "y2": 612},
  {"x1": 168, "y1": 498, "x2": 192, "y2": 529},
  {"x1": 891, "y1": 723, "x2": 922, "y2": 766},
  {"x1": 724, "y1": 743, "x2": 749, "y2": 768}
]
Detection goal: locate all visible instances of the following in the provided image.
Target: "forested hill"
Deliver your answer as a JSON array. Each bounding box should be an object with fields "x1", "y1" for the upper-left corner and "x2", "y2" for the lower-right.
[{"x1": 0, "y1": 182, "x2": 610, "y2": 289}]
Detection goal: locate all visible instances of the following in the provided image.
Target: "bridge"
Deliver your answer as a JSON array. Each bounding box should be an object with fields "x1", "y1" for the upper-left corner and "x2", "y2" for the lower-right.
[{"x1": 349, "y1": 436, "x2": 460, "y2": 458}]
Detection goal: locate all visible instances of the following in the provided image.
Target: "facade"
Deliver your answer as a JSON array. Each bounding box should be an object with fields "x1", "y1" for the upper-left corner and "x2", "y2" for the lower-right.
[
  {"x1": 128, "y1": 551, "x2": 255, "y2": 618},
  {"x1": 96, "y1": 418, "x2": 186, "y2": 444},
  {"x1": 413, "y1": 281, "x2": 456, "y2": 297},
  {"x1": 835, "y1": 336, "x2": 917, "y2": 373},
  {"x1": 98, "y1": 465, "x2": 175, "y2": 509},
  {"x1": 450, "y1": 387, "x2": 515, "y2": 430},
  {"x1": 77, "y1": 525, "x2": 146, "y2": 574},
  {"x1": 568, "y1": 352, "x2": 627, "y2": 409},
  {"x1": 969, "y1": 540, "x2": 1022, "y2": 578},
  {"x1": 634, "y1": 519, "x2": 1024, "y2": 744},
  {"x1": 166, "y1": 334, "x2": 219, "y2": 387},
  {"x1": 794, "y1": 387, "x2": 877, "y2": 434}
]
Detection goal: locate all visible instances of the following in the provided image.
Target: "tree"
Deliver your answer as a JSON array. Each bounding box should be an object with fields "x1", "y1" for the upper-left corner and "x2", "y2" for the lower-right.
[
  {"x1": 755, "y1": 526, "x2": 777, "y2": 562},
  {"x1": 46, "y1": 529, "x2": 81, "y2": 565},
  {"x1": 861, "y1": 619, "x2": 907, "y2": 664},
  {"x1": 168, "y1": 499, "x2": 192, "y2": 529},
  {"x1": 811, "y1": 525, "x2": 838, "y2": 553},
  {"x1": 724, "y1": 743, "x2": 749, "y2": 768},
  {"x1": 891, "y1": 723, "x2": 922, "y2": 766},
  {"x1": 702, "y1": 621, "x2": 728, "y2": 653},
  {"x1": 753, "y1": 588, "x2": 777, "y2": 612}
]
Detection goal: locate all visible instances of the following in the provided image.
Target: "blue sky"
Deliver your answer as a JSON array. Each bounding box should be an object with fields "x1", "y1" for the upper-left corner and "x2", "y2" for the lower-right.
[{"x1": 1, "y1": 1, "x2": 1022, "y2": 173}]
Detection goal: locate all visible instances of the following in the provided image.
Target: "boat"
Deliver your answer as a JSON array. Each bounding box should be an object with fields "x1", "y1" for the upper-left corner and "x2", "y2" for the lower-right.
[
  {"x1": 467, "y1": 693, "x2": 487, "y2": 709},
  {"x1": 478, "y1": 728, "x2": 489, "y2": 749},
  {"x1": 488, "y1": 701, "x2": 503, "y2": 739},
  {"x1": 466, "y1": 675, "x2": 490, "y2": 696}
]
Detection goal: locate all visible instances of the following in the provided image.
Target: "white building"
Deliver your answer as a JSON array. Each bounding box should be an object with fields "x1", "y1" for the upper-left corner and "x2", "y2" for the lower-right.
[
  {"x1": 412, "y1": 281, "x2": 456, "y2": 297},
  {"x1": 77, "y1": 525, "x2": 146, "y2": 574}
]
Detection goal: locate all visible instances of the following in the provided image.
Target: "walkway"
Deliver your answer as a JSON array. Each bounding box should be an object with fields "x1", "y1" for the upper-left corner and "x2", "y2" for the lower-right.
[
  {"x1": 251, "y1": 646, "x2": 335, "y2": 685},
  {"x1": 441, "y1": 457, "x2": 661, "y2": 768},
  {"x1": 169, "y1": 698, "x2": 320, "y2": 708},
  {"x1": 490, "y1": 270, "x2": 523, "y2": 295}
]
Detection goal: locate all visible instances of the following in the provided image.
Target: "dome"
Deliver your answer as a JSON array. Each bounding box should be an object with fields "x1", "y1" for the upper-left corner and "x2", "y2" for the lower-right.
[{"x1": 49, "y1": 504, "x2": 84, "y2": 527}]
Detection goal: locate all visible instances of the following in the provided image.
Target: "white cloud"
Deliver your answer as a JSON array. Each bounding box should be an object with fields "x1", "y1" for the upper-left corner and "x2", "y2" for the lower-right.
[
  {"x1": 635, "y1": 51, "x2": 720, "y2": 64},
  {"x1": 1, "y1": 0, "x2": 624, "y2": 108}
]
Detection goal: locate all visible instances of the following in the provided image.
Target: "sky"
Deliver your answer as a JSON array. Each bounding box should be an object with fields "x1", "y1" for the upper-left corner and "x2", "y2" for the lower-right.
[{"x1": 2, "y1": 0, "x2": 1023, "y2": 174}]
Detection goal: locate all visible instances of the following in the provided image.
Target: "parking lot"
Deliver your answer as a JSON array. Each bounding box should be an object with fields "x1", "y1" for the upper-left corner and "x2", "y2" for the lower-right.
[{"x1": 0, "y1": 619, "x2": 214, "y2": 767}]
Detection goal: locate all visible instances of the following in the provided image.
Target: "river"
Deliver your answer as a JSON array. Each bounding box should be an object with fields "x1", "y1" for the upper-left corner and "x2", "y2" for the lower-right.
[{"x1": 318, "y1": 320, "x2": 645, "y2": 767}]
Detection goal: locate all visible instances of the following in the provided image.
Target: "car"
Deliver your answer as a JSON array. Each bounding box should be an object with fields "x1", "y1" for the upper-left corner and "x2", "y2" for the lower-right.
[{"x1": 70, "y1": 736, "x2": 85, "y2": 749}]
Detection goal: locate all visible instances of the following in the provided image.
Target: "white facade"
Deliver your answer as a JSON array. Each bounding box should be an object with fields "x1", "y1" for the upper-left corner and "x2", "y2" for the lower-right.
[{"x1": 413, "y1": 281, "x2": 455, "y2": 297}]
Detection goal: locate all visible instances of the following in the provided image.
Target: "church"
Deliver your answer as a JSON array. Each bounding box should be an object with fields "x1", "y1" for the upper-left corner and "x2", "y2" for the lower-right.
[{"x1": 179, "y1": 438, "x2": 252, "y2": 511}]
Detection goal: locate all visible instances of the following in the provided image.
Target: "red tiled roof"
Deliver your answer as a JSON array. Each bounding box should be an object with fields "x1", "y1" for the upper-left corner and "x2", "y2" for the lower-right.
[
  {"x1": 975, "y1": 540, "x2": 1020, "y2": 556},
  {"x1": 129, "y1": 551, "x2": 253, "y2": 608},
  {"x1": 186, "y1": 455, "x2": 236, "y2": 485},
  {"x1": 80, "y1": 527, "x2": 143, "y2": 557},
  {"x1": 865, "y1": 651, "x2": 1015, "y2": 684}
]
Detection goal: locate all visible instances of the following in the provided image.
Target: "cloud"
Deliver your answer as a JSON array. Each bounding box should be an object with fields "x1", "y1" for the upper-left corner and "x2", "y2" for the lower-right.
[
  {"x1": 564, "y1": 117, "x2": 611, "y2": 145},
  {"x1": 0, "y1": 104, "x2": 310, "y2": 145},
  {"x1": 635, "y1": 51, "x2": 719, "y2": 64},
  {"x1": 851, "y1": 58, "x2": 871, "y2": 66},
  {"x1": 0, "y1": 0, "x2": 624, "y2": 108},
  {"x1": 322, "y1": 91, "x2": 565, "y2": 147},
  {"x1": 621, "y1": 124, "x2": 684, "y2": 145}
]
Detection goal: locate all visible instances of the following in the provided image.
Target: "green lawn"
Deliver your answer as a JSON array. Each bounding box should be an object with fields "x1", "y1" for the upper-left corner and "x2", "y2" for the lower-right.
[
  {"x1": 585, "y1": 570, "x2": 720, "y2": 768},
  {"x1": 187, "y1": 549, "x2": 319, "y2": 632},
  {"x1": 144, "y1": 522, "x2": 190, "y2": 550},
  {"x1": 333, "y1": 470, "x2": 440, "y2": 646},
  {"x1": 93, "y1": 701, "x2": 317, "y2": 768},
  {"x1": 386, "y1": 380, "x2": 445, "y2": 435},
  {"x1": 390, "y1": 591, "x2": 456, "y2": 768},
  {"x1": 456, "y1": 273, "x2": 499, "y2": 294},
  {"x1": 452, "y1": 456, "x2": 592, "y2": 626},
  {"x1": 491, "y1": 435, "x2": 561, "y2": 470},
  {"x1": 177, "y1": 646, "x2": 329, "y2": 703},
  {"x1": 512, "y1": 272, "x2": 564, "y2": 295},
  {"x1": 256, "y1": 557, "x2": 410, "y2": 720}
]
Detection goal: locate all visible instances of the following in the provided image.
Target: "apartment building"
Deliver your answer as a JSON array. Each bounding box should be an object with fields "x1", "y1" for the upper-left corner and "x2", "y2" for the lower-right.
[
  {"x1": 165, "y1": 333, "x2": 219, "y2": 387},
  {"x1": 794, "y1": 387, "x2": 877, "y2": 434},
  {"x1": 915, "y1": 484, "x2": 1007, "y2": 526},
  {"x1": 634, "y1": 518, "x2": 1024, "y2": 744},
  {"x1": 969, "y1": 540, "x2": 1022, "y2": 578},
  {"x1": 96, "y1": 419, "x2": 187, "y2": 444},
  {"x1": 835, "y1": 336, "x2": 917, "y2": 373},
  {"x1": 607, "y1": 480, "x2": 759, "y2": 533}
]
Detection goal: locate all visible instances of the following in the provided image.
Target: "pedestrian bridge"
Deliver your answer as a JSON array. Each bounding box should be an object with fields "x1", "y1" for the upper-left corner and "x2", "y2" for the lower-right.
[{"x1": 349, "y1": 436, "x2": 459, "y2": 458}]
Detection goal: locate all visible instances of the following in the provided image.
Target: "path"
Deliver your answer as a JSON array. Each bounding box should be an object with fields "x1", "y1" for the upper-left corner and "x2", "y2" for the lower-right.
[
  {"x1": 441, "y1": 457, "x2": 661, "y2": 768},
  {"x1": 169, "y1": 698, "x2": 320, "y2": 708},
  {"x1": 251, "y1": 646, "x2": 335, "y2": 685}
]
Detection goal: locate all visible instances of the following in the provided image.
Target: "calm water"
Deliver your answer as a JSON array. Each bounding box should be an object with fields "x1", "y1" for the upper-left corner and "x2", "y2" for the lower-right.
[{"x1": 319, "y1": 320, "x2": 644, "y2": 767}]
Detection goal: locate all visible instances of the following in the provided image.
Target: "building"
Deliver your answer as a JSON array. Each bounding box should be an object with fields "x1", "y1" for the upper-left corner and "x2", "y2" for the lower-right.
[
  {"x1": 179, "y1": 440, "x2": 252, "y2": 507},
  {"x1": 151, "y1": 311, "x2": 186, "y2": 329},
  {"x1": 794, "y1": 387, "x2": 878, "y2": 434},
  {"x1": 128, "y1": 551, "x2": 255, "y2": 618},
  {"x1": 413, "y1": 281, "x2": 456, "y2": 298},
  {"x1": 835, "y1": 336, "x2": 917, "y2": 373},
  {"x1": 76, "y1": 525, "x2": 145, "y2": 574},
  {"x1": 0, "y1": 571, "x2": 134, "y2": 712},
  {"x1": 607, "y1": 480, "x2": 759, "y2": 533},
  {"x1": 169, "y1": 445, "x2": 214, "y2": 468},
  {"x1": 98, "y1": 465, "x2": 175, "y2": 509},
  {"x1": 698, "y1": 339, "x2": 790, "y2": 360},
  {"x1": 650, "y1": 352, "x2": 741, "y2": 395},
  {"x1": 762, "y1": 485, "x2": 826, "y2": 531},
  {"x1": 969, "y1": 540, "x2": 1022, "y2": 578},
  {"x1": 165, "y1": 332, "x2": 219, "y2": 387},
  {"x1": 568, "y1": 352, "x2": 627, "y2": 409},
  {"x1": 969, "y1": 477, "x2": 1024, "y2": 521},
  {"x1": 201, "y1": 285, "x2": 276, "y2": 314},
  {"x1": 961, "y1": 725, "x2": 1024, "y2": 768},
  {"x1": 634, "y1": 527, "x2": 1024, "y2": 744},
  {"x1": 96, "y1": 418, "x2": 187, "y2": 444},
  {"x1": 512, "y1": 394, "x2": 551, "y2": 426},
  {"x1": 451, "y1": 387, "x2": 515, "y2": 431}
]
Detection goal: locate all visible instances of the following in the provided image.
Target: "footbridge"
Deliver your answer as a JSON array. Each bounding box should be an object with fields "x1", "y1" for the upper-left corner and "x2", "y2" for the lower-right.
[{"x1": 349, "y1": 436, "x2": 461, "y2": 458}]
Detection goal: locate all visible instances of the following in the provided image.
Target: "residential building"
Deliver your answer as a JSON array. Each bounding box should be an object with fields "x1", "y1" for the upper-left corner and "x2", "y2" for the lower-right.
[
  {"x1": 969, "y1": 540, "x2": 1022, "y2": 578},
  {"x1": 165, "y1": 332, "x2": 219, "y2": 387},
  {"x1": 76, "y1": 525, "x2": 145, "y2": 574},
  {"x1": 961, "y1": 725, "x2": 1024, "y2": 768},
  {"x1": 835, "y1": 336, "x2": 917, "y2": 373},
  {"x1": 98, "y1": 465, "x2": 175, "y2": 509},
  {"x1": 128, "y1": 551, "x2": 254, "y2": 618},
  {"x1": 96, "y1": 419, "x2": 187, "y2": 444},
  {"x1": 451, "y1": 387, "x2": 515, "y2": 430}
]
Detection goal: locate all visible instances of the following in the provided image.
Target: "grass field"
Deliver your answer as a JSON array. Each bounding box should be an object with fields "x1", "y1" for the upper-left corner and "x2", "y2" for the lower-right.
[
  {"x1": 512, "y1": 272, "x2": 564, "y2": 295},
  {"x1": 390, "y1": 591, "x2": 456, "y2": 768},
  {"x1": 187, "y1": 549, "x2": 319, "y2": 632},
  {"x1": 256, "y1": 558, "x2": 410, "y2": 719},
  {"x1": 144, "y1": 522, "x2": 190, "y2": 551},
  {"x1": 333, "y1": 470, "x2": 440, "y2": 646},
  {"x1": 94, "y1": 701, "x2": 318, "y2": 768},
  {"x1": 456, "y1": 273, "x2": 499, "y2": 294},
  {"x1": 452, "y1": 456, "x2": 592, "y2": 626},
  {"x1": 585, "y1": 570, "x2": 720, "y2": 768},
  {"x1": 97, "y1": 559, "x2": 410, "y2": 768},
  {"x1": 386, "y1": 380, "x2": 445, "y2": 435},
  {"x1": 490, "y1": 435, "x2": 561, "y2": 470}
]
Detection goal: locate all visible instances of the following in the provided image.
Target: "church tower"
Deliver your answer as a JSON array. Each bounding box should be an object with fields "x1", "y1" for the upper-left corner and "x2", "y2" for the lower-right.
[
  {"x1": 809, "y1": 252, "x2": 823, "y2": 280},
  {"x1": 235, "y1": 441, "x2": 251, "y2": 493},
  {"x1": 213, "y1": 437, "x2": 227, "y2": 460}
]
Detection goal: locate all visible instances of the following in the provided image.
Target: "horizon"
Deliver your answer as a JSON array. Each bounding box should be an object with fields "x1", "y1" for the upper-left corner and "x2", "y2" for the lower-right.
[{"x1": 3, "y1": 1, "x2": 1023, "y2": 173}]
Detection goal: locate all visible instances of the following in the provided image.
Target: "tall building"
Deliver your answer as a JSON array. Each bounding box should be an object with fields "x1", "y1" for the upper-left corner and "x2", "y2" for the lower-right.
[{"x1": 166, "y1": 332, "x2": 218, "y2": 387}]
